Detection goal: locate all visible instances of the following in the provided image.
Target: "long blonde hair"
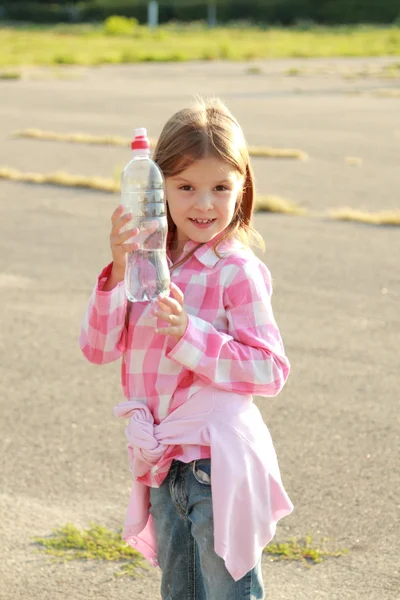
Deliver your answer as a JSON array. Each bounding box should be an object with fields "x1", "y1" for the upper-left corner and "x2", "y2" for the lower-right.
[{"x1": 153, "y1": 97, "x2": 264, "y2": 267}]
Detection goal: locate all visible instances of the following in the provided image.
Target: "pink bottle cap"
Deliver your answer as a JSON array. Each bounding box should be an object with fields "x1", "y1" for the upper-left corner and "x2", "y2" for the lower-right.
[{"x1": 132, "y1": 127, "x2": 150, "y2": 151}]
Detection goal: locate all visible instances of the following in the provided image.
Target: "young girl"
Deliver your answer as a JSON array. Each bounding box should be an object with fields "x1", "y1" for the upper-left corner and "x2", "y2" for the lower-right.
[{"x1": 80, "y1": 98, "x2": 293, "y2": 600}]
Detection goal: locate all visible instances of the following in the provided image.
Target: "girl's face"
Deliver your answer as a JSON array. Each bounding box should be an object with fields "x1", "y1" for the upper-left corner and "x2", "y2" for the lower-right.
[{"x1": 165, "y1": 156, "x2": 243, "y2": 251}]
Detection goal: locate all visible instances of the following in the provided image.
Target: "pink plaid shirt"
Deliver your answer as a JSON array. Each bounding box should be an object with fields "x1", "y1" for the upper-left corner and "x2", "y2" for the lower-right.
[{"x1": 79, "y1": 237, "x2": 293, "y2": 580}]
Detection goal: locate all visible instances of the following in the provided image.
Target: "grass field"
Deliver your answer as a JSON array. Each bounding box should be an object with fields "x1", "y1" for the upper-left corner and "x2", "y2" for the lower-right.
[{"x1": 0, "y1": 22, "x2": 400, "y2": 67}]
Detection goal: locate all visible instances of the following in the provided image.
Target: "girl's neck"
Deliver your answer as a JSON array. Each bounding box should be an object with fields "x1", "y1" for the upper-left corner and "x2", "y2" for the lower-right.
[
  {"x1": 169, "y1": 231, "x2": 189, "y2": 263},
  {"x1": 169, "y1": 239, "x2": 184, "y2": 264}
]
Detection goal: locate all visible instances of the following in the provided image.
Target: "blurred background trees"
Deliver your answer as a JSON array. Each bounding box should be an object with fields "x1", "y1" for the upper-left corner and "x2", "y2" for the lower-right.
[{"x1": 0, "y1": 0, "x2": 399, "y2": 25}]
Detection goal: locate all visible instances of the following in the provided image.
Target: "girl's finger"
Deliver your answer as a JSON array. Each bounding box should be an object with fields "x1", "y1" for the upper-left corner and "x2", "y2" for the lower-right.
[
  {"x1": 155, "y1": 327, "x2": 168, "y2": 335},
  {"x1": 111, "y1": 228, "x2": 139, "y2": 246},
  {"x1": 122, "y1": 242, "x2": 139, "y2": 253},
  {"x1": 111, "y1": 205, "x2": 125, "y2": 224},
  {"x1": 156, "y1": 301, "x2": 172, "y2": 314},
  {"x1": 110, "y1": 231, "x2": 135, "y2": 246},
  {"x1": 153, "y1": 310, "x2": 177, "y2": 324},
  {"x1": 112, "y1": 216, "x2": 135, "y2": 236},
  {"x1": 119, "y1": 227, "x2": 140, "y2": 243},
  {"x1": 169, "y1": 282, "x2": 184, "y2": 305},
  {"x1": 155, "y1": 326, "x2": 178, "y2": 336},
  {"x1": 157, "y1": 295, "x2": 182, "y2": 314},
  {"x1": 111, "y1": 232, "x2": 139, "y2": 250}
]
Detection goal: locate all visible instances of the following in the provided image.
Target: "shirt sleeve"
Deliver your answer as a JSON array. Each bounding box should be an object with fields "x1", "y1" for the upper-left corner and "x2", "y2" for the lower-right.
[
  {"x1": 166, "y1": 259, "x2": 290, "y2": 397},
  {"x1": 79, "y1": 262, "x2": 128, "y2": 365}
]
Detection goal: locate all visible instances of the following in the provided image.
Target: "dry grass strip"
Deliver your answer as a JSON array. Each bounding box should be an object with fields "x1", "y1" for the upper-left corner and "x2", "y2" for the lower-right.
[
  {"x1": 372, "y1": 88, "x2": 400, "y2": 98},
  {"x1": 330, "y1": 208, "x2": 400, "y2": 226},
  {"x1": 13, "y1": 129, "x2": 308, "y2": 160},
  {"x1": 0, "y1": 166, "x2": 119, "y2": 193},
  {"x1": 0, "y1": 166, "x2": 307, "y2": 216},
  {"x1": 248, "y1": 145, "x2": 308, "y2": 160},
  {"x1": 256, "y1": 195, "x2": 307, "y2": 215},
  {"x1": 345, "y1": 157, "x2": 363, "y2": 167},
  {"x1": 4, "y1": 166, "x2": 397, "y2": 226},
  {"x1": 13, "y1": 129, "x2": 132, "y2": 148}
]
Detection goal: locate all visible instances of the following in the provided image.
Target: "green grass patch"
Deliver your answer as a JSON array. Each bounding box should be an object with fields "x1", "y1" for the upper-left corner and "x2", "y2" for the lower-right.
[
  {"x1": 33, "y1": 526, "x2": 346, "y2": 576},
  {"x1": 0, "y1": 24, "x2": 399, "y2": 67},
  {"x1": 264, "y1": 535, "x2": 348, "y2": 566},
  {"x1": 33, "y1": 523, "x2": 144, "y2": 576},
  {"x1": 13, "y1": 129, "x2": 309, "y2": 160},
  {"x1": 329, "y1": 208, "x2": 400, "y2": 226}
]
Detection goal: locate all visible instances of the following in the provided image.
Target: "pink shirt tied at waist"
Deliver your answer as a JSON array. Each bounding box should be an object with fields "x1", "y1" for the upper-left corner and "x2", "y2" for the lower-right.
[
  {"x1": 114, "y1": 391, "x2": 293, "y2": 582},
  {"x1": 80, "y1": 237, "x2": 293, "y2": 581}
]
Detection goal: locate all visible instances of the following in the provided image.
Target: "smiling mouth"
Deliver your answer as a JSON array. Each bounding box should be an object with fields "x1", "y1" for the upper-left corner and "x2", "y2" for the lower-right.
[{"x1": 189, "y1": 218, "x2": 216, "y2": 224}]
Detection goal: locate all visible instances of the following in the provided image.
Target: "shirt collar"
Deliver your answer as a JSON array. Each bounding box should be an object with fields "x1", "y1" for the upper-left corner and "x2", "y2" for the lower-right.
[{"x1": 169, "y1": 234, "x2": 245, "y2": 269}]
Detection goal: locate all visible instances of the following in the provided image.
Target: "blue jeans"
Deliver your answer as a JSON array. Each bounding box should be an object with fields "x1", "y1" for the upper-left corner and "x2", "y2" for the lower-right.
[{"x1": 149, "y1": 459, "x2": 265, "y2": 600}]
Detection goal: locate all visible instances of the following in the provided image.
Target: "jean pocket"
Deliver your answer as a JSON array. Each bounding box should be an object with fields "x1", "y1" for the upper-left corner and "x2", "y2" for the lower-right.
[{"x1": 192, "y1": 459, "x2": 211, "y2": 486}]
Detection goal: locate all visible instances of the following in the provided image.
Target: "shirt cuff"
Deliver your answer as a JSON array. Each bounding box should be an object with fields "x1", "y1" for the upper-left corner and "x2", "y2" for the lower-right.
[
  {"x1": 95, "y1": 262, "x2": 127, "y2": 315},
  {"x1": 165, "y1": 316, "x2": 202, "y2": 369},
  {"x1": 166, "y1": 314, "x2": 230, "y2": 372}
]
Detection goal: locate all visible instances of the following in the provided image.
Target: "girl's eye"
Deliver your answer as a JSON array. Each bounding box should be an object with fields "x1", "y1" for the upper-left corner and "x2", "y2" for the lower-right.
[
  {"x1": 179, "y1": 185, "x2": 193, "y2": 191},
  {"x1": 215, "y1": 185, "x2": 229, "y2": 192}
]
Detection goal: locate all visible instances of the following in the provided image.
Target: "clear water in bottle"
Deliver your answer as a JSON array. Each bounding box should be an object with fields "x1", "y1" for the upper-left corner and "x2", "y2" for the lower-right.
[{"x1": 120, "y1": 128, "x2": 170, "y2": 302}]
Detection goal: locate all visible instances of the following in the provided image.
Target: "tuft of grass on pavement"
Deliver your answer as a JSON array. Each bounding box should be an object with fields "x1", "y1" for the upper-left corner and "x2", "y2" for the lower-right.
[
  {"x1": 329, "y1": 208, "x2": 400, "y2": 226},
  {"x1": 372, "y1": 88, "x2": 400, "y2": 98},
  {"x1": 345, "y1": 156, "x2": 363, "y2": 167},
  {"x1": 0, "y1": 70, "x2": 21, "y2": 80},
  {"x1": 255, "y1": 195, "x2": 307, "y2": 215},
  {"x1": 285, "y1": 67, "x2": 302, "y2": 76},
  {"x1": 264, "y1": 535, "x2": 348, "y2": 566},
  {"x1": 33, "y1": 523, "x2": 144, "y2": 576},
  {"x1": 283, "y1": 61, "x2": 400, "y2": 80},
  {"x1": 13, "y1": 129, "x2": 309, "y2": 160},
  {"x1": 246, "y1": 65, "x2": 264, "y2": 75}
]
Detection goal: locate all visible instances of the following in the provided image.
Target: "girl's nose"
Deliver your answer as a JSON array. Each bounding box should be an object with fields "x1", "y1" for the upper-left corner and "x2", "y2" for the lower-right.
[{"x1": 195, "y1": 192, "x2": 213, "y2": 211}]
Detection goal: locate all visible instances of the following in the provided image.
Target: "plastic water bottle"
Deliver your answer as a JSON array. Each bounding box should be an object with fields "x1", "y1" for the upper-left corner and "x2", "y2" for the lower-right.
[{"x1": 120, "y1": 128, "x2": 170, "y2": 302}]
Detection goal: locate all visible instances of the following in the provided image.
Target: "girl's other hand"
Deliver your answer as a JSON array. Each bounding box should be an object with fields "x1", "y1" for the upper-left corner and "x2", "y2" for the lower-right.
[
  {"x1": 152, "y1": 282, "x2": 188, "y2": 341},
  {"x1": 110, "y1": 205, "x2": 140, "y2": 277}
]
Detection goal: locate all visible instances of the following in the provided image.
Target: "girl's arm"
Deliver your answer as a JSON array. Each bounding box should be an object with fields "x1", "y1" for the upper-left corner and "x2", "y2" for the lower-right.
[
  {"x1": 79, "y1": 262, "x2": 128, "y2": 365},
  {"x1": 167, "y1": 260, "x2": 290, "y2": 397}
]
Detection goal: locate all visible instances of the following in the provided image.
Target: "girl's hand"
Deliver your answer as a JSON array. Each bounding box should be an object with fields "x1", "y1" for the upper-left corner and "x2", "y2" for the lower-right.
[
  {"x1": 109, "y1": 206, "x2": 158, "y2": 275},
  {"x1": 152, "y1": 282, "x2": 188, "y2": 341},
  {"x1": 110, "y1": 205, "x2": 140, "y2": 276}
]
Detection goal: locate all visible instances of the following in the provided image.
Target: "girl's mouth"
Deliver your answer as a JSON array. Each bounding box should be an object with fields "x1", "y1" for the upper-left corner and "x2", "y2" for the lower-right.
[{"x1": 189, "y1": 218, "x2": 216, "y2": 229}]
